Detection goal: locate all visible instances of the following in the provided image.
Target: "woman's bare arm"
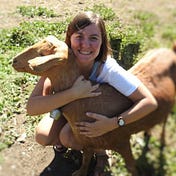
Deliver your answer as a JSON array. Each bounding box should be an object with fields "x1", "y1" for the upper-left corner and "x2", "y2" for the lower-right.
[{"x1": 26, "y1": 76, "x2": 101, "y2": 115}]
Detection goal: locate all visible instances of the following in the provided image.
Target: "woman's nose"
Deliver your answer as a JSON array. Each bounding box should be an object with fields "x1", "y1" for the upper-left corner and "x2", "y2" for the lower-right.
[{"x1": 81, "y1": 39, "x2": 90, "y2": 47}]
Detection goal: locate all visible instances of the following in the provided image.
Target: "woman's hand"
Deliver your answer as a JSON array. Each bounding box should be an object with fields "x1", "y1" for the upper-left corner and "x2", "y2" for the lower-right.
[
  {"x1": 75, "y1": 112, "x2": 116, "y2": 137},
  {"x1": 71, "y1": 75, "x2": 101, "y2": 99}
]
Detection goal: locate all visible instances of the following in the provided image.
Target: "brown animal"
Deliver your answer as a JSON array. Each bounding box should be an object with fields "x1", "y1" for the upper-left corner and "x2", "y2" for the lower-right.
[{"x1": 12, "y1": 35, "x2": 176, "y2": 176}]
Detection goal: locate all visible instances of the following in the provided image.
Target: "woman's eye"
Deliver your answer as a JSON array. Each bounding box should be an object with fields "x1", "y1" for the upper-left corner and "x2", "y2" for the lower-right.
[
  {"x1": 90, "y1": 36, "x2": 99, "y2": 41},
  {"x1": 91, "y1": 37, "x2": 98, "y2": 41}
]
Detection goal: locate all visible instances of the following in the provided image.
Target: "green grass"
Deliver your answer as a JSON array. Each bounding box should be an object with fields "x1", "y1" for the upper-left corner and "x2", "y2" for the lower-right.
[
  {"x1": 134, "y1": 11, "x2": 158, "y2": 37},
  {"x1": 16, "y1": 5, "x2": 59, "y2": 18},
  {"x1": 87, "y1": 3, "x2": 116, "y2": 21},
  {"x1": 0, "y1": 20, "x2": 69, "y2": 54},
  {"x1": 162, "y1": 25, "x2": 176, "y2": 41}
]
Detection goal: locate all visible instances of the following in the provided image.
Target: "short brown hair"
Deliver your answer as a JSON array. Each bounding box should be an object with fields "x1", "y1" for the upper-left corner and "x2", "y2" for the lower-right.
[{"x1": 65, "y1": 11, "x2": 111, "y2": 62}]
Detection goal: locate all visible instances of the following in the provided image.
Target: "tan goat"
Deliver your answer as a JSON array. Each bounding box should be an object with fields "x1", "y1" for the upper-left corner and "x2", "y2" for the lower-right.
[{"x1": 12, "y1": 36, "x2": 176, "y2": 176}]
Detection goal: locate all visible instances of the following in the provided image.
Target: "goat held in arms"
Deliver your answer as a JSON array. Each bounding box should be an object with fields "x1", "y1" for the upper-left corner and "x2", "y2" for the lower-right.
[{"x1": 12, "y1": 36, "x2": 176, "y2": 176}]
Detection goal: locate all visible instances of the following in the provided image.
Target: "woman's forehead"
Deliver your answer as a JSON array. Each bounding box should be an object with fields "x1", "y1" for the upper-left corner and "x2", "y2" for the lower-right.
[{"x1": 76, "y1": 23, "x2": 101, "y2": 35}]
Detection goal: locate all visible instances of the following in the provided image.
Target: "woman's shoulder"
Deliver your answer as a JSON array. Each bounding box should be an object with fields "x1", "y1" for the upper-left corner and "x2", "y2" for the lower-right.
[
  {"x1": 102, "y1": 55, "x2": 120, "y2": 70},
  {"x1": 105, "y1": 55, "x2": 117, "y2": 63},
  {"x1": 97, "y1": 56, "x2": 120, "y2": 81}
]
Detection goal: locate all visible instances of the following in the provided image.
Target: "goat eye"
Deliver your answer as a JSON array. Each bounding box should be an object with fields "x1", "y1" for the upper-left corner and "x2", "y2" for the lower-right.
[
  {"x1": 48, "y1": 42, "x2": 54, "y2": 47},
  {"x1": 13, "y1": 59, "x2": 17, "y2": 64},
  {"x1": 39, "y1": 53, "x2": 45, "y2": 56}
]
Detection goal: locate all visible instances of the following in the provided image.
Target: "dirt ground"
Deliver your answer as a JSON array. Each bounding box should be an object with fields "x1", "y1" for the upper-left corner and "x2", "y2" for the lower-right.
[{"x1": 0, "y1": 0, "x2": 176, "y2": 176}]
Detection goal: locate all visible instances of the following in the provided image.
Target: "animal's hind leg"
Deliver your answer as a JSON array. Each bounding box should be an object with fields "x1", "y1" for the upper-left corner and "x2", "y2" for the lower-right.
[
  {"x1": 72, "y1": 148, "x2": 94, "y2": 176},
  {"x1": 145, "y1": 116, "x2": 167, "y2": 151},
  {"x1": 160, "y1": 117, "x2": 167, "y2": 150},
  {"x1": 116, "y1": 140, "x2": 138, "y2": 176},
  {"x1": 143, "y1": 130, "x2": 151, "y2": 154}
]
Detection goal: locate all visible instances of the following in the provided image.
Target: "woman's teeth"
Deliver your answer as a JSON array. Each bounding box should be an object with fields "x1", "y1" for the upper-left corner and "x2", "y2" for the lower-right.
[{"x1": 79, "y1": 51, "x2": 91, "y2": 55}]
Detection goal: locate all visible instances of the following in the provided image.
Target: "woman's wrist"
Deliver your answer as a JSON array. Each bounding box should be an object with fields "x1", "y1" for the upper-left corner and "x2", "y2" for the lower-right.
[
  {"x1": 68, "y1": 86, "x2": 80, "y2": 101},
  {"x1": 110, "y1": 117, "x2": 119, "y2": 130},
  {"x1": 111, "y1": 116, "x2": 126, "y2": 129}
]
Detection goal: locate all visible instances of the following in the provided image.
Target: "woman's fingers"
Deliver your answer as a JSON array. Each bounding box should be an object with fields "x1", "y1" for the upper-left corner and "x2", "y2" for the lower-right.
[{"x1": 72, "y1": 75, "x2": 101, "y2": 98}]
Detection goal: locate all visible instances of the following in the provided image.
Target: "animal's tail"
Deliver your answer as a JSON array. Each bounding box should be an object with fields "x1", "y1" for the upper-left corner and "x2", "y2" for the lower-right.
[{"x1": 173, "y1": 42, "x2": 176, "y2": 53}]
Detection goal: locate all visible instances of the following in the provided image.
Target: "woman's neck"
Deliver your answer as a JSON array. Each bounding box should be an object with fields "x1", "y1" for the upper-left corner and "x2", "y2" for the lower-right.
[{"x1": 76, "y1": 60, "x2": 94, "y2": 79}]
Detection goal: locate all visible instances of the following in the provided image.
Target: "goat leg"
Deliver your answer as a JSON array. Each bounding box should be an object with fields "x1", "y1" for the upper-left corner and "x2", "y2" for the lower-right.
[
  {"x1": 160, "y1": 117, "x2": 167, "y2": 150},
  {"x1": 116, "y1": 140, "x2": 138, "y2": 176},
  {"x1": 72, "y1": 148, "x2": 94, "y2": 176}
]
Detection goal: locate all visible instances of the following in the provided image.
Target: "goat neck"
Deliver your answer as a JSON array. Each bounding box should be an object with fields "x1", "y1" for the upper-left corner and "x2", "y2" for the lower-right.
[{"x1": 45, "y1": 53, "x2": 81, "y2": 93}]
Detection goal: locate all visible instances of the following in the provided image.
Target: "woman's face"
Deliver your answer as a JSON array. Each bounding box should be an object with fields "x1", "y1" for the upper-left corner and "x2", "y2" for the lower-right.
[{"x1": 70, "y1": 23, "x2": 102, "y2": 67}]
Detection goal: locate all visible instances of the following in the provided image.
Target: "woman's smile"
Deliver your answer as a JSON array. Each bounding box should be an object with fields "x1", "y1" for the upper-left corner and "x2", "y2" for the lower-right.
[{"x1": 79, "y1": 50, "x2": 92, "y2": 55}]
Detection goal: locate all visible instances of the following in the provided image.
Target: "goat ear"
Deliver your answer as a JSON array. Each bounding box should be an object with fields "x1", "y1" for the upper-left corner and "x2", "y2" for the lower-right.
[{"x1": 28, "y1": 55, "x2": 63, "y2": 72}]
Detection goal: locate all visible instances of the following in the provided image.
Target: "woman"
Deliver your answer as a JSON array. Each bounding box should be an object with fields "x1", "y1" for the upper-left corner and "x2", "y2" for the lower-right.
[{"x1": 27, "y1": 11, "x2": 158, "y2": 175}]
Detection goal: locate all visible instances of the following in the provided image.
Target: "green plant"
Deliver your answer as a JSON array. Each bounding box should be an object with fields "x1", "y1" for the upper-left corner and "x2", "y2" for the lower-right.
[
  {"x1": 0, "y1": 20, "x2": 69, "y2": 54},
  {"x1": 16, "y1": 5, "x2": 58, "y2": 18},
  {"x1": 162, "y1": 25, "x2": 176, "y2": 41},
  {"x1": 133, "y1": 11, "x2": 158, "y2": 38},
  {"x1": 0, "y1": 49, "x2": 38, "y2": 151},
  {"x1": 87, "y1": 4, "x2": 116, "y2": 21},
  {"x1": 108, "y1": 24, "x2": 143, "y2": 68}
]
